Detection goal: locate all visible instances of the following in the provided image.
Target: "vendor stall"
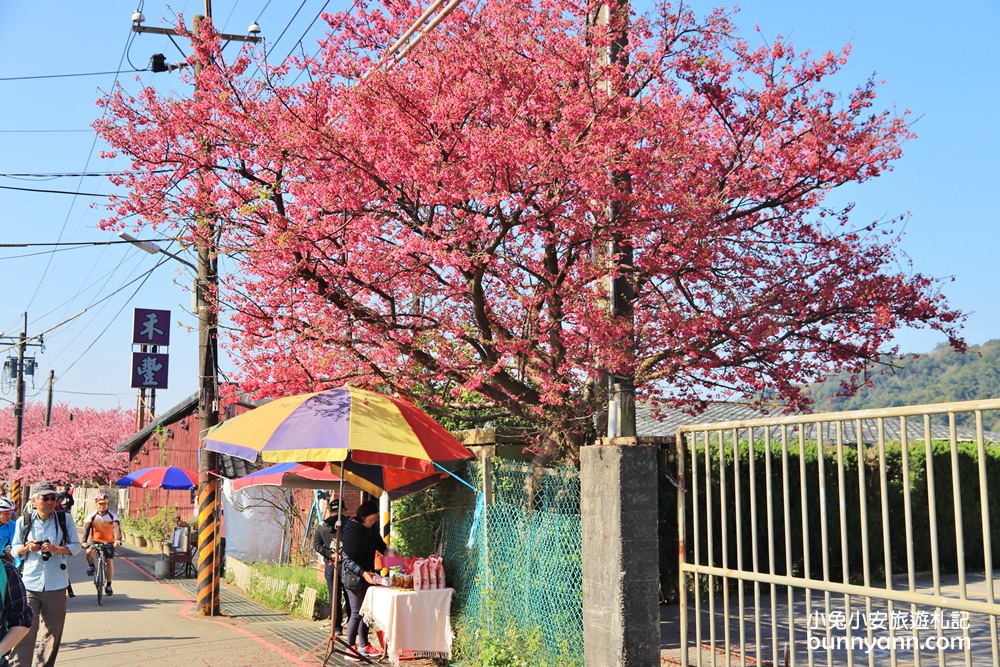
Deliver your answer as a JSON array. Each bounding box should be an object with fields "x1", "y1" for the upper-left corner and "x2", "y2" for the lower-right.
[{"x1": 361, "y1": 586, "x2": 454, "y2": 665}]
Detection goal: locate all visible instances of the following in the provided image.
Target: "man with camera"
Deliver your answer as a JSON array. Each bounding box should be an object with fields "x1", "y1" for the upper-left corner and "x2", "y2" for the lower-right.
[{"x1": 11, "y1": 482, "x2": 81, "y2": 667}]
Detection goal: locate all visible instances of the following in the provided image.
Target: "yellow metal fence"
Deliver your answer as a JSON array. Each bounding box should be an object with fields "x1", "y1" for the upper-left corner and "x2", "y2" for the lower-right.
[{"x1": 677, "y1": 398, "x2": 1000, "y2": 667}]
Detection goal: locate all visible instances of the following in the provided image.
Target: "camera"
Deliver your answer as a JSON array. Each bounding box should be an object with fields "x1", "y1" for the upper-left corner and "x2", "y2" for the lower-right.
[{"x1": 40, "y1": 540, "x2": 51, "y2": 561}]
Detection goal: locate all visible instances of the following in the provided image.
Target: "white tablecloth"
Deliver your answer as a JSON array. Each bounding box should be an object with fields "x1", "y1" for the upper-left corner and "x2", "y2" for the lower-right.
[{"x1": 360, "y1": 587, "x2": 454, "y2": 665}]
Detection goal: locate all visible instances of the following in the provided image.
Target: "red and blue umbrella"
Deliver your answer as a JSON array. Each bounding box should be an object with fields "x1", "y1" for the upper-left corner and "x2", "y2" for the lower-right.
[
  {"x1": 330, "y1": 459, "x2": 448, "y2": 501},
  {"x1": 232, "y1": 462, "x2": 343, "y2": 491},
  {"x1": 115, "y1": 466, "x2": 198, "y2": 491}
]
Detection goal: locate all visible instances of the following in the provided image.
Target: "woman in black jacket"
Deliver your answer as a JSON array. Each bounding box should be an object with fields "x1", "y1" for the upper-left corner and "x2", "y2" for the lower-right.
[{"x1": 340, "y1": 499, "x2": 387, "y2": 659}]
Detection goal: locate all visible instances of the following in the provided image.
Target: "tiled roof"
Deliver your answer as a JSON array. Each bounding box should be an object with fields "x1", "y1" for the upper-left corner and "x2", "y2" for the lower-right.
[
  {"x1": 636, "y1": 402, "x2": 788, "y2": 437},
  {"x1": 641, "y1": 401, "x2": 999, "y2": 444}
]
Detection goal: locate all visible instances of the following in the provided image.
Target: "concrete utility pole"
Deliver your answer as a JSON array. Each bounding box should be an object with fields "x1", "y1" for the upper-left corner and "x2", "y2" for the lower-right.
[
  {"x1": 600, "y1": 0, "x2": 636, "y2": 440},
  {"x1": 581, "y1": 2, "x2": 660, "y2": 665},
  {"x1": 131, "y1": 3, "x2": 261, "y2": 617}
]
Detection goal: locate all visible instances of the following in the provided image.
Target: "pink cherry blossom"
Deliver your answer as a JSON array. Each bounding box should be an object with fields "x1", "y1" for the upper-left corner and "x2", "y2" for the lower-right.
[{"x1": 94, "y1": 2, "x2": 963, "y2": 459}]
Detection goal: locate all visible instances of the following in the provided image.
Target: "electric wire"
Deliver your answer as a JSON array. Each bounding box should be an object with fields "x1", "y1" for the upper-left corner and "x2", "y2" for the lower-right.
[
  {"x1": 0, "y1": 70, "x2": 144, "y2": 82},
  {"x1": 280, "y1": 0, "x2": 332, "y2": 66},
  {"x1": 23, "y1": 19, "x2": 148, "y2": 316},
  {"x1": 55, "y1": 256, "x2": 173, "y2": 379},
  {"x1": 0, "y1": 184, "x2": 112, "y2": 197},
  {"x1": 0, "y1": 170, "x2": 169, "y2": 178},
  {"x1": 0, "y1": 129, "x2": 91, "y2": 133},
  {"x1": 265, "y1": 0, "x2": 310, "y2": 58}
]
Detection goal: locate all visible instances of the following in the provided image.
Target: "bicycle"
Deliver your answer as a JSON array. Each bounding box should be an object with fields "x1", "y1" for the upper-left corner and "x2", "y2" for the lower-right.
[{"x1": 91, "y1": 543, "x2": 114, "y2": 605}]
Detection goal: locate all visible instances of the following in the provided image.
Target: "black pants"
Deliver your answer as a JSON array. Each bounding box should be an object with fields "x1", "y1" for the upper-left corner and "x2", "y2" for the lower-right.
[
  {"x1": 345, "y1": 583, "x2": 370, "y2": 648},
  {"x1": 324, "y1": 561, "x2": 348, "y2": 629}
]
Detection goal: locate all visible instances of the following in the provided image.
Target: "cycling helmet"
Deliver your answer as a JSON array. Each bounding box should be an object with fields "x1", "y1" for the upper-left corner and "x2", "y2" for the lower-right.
[
  {"x1": 0, "y1": 497, "x2": 15, "y2": 512},
  {"x1": 95, "y1": 492, "x2": 110, "y2": 502}
]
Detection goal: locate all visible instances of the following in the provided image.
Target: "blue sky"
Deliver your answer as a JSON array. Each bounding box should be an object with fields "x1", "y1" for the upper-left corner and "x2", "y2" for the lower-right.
[{"x1": 1, "y1": 0, "x2": 998, "y2": 414}]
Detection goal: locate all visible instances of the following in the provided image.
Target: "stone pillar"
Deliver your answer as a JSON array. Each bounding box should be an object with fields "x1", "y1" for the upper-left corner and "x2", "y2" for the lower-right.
[{"x1": 581, "y1": 439, "x2": 660, "y2": 666}]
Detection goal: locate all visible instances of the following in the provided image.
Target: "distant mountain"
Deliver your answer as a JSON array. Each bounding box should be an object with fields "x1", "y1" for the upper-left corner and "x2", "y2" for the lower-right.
[{"x1": 807, "y1": 339, "x2": 1000, "y2": 432}]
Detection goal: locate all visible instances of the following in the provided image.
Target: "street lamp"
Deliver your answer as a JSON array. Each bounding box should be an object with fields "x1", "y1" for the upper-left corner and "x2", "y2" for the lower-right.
[{"x1": 118, "y1": 232, "x2": 197, "y2": 270}]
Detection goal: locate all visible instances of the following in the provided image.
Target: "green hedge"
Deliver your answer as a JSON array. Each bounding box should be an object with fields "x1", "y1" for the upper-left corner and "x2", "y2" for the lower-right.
[{"x1": 660, "y1": 439, "x2": 1000, "y2": 598}]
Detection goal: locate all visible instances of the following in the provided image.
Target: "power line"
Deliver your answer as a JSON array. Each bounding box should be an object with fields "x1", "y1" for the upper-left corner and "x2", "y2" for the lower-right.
[
  {"x1": 0, "y1": 184, "x2": 111, "y2": 197},
  {"x1": 0, "y1": 170, "x2": 170, "y2": 178},
  {"x1": 0, "y1": 69, "x2": 144, "y2": 82},
  {"x1": 266, "y1": 0, "x2": 311, "y2": 58},
  {"x1": 24, "y1": 16, "x2": 146, "y2": 316},
  {"x1": 0, "y1": 130, "x2": 92, "y2": 134},
  {"x1": 281, "y1": 0, "x2": 333, "y2": 66},
  {"x1": 0, "y1": 239, "x2": 162, "y2": 248}
]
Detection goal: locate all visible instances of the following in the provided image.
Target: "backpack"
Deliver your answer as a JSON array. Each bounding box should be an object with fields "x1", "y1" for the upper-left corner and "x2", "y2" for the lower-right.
[
  {"x1": 19, "y1": 508, "x2": 70, "y2": 546},
  {"x1": 17, "y1": 509, "x2": 71, "y2": 571}
]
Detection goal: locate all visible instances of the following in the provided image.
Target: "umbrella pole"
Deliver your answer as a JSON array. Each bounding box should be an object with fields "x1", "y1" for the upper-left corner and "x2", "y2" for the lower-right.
[{"x1": 324, "y1": 473, "x2": 368, "y2": 664}]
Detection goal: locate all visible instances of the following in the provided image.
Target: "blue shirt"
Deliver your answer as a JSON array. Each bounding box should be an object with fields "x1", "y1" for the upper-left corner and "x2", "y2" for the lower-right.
[
  {"x1": 0, "y1": 519, "x2": 15, "y2": 554},
  {"x1": 12, "y1": 511, "x2": 81, "y2": 592}
]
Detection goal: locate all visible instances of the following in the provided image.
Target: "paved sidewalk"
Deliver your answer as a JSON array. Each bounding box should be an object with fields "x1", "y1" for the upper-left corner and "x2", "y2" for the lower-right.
[{"x1": 55, "y1": 543, "x2": 368, "y2": 666}]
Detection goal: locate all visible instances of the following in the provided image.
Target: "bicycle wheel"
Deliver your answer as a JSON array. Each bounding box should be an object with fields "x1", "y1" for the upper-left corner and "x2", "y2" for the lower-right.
[{"x1": 95, "y1": 555, "x2": 105, "y2": 605}]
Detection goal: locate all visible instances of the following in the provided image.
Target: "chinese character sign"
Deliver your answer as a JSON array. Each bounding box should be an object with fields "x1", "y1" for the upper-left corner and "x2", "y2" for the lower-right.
[
  {"x1": 132, "y1": 308, "x2": 171, "y2": 346},
  {"x1": 131, "y1": 352, "x2": 169, "y2": 388}
]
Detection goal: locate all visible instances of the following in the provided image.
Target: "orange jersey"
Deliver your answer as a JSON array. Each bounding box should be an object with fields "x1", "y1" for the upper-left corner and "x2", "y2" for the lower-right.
[{"x1": 87, "y1": 510, "x2": 119, "y2": 543}]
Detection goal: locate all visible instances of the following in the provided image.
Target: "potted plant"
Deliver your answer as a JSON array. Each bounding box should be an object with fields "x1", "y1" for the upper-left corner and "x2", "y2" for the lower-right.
[{"x1": 119, "y1": 517, "x2": 136, "y2": 545}]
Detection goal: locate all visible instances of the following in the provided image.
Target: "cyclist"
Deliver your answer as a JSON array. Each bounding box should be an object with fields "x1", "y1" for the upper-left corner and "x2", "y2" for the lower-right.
[{"x1": 81, "y1": 493, "x2": 121, "y2": 597}]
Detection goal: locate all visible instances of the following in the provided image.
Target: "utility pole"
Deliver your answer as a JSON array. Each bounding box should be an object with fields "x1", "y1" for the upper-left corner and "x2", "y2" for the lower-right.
[
  {"x1": 131, "y1": 4, "x2": 261, "y2": 617},
  {"x1": 2, "y1": 313, "x2": 45, "y2": 512},
  {"x1": 581, "y1": 3, "x2": 659, "y2": 666},
  {"x1": 46, "y1": 369, "x2": 54, "y2": 427},
  {"x1": 12, "y1": 317, "x2": 27, "y2": 512},
  {"x1": 596, "y1": 0, "x2": 636, "y2": 439}
]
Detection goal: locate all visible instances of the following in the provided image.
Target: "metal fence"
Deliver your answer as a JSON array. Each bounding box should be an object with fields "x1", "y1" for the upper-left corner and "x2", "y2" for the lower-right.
[
  {"x1": 677, "y1": 398, "x2": 1000, "y2": 666},
  {"x1": 441, "y1": 458, "x2": 583, "y2": 666}
]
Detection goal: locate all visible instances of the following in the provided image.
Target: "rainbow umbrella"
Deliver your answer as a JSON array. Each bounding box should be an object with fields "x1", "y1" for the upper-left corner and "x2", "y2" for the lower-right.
[
  {"x1": 232, "y1": 462, "x2": 343, "y2": 491},
  {"x1": 203, "y1": 386, "x2": 473, "y2": 472},
  {"x1": 116, "y1": 466, "x2": 198, "y2": 491}
]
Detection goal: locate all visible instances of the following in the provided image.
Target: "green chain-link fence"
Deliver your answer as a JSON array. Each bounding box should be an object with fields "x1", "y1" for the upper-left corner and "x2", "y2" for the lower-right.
[{"x1": 439, "y1": 459, "x2": 583, "y2": 666}]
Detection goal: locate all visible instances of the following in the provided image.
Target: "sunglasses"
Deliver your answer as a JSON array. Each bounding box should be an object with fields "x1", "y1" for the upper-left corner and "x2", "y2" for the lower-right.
[{"x1": 38, "y1": 495, "x2": 57, "y2": 501}]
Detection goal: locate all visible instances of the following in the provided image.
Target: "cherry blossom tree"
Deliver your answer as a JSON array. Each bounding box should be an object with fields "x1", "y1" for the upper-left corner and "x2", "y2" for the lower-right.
[
  {"x1": 0, "y1": 403, "x2": 133, "y2": 485},
  {"x1": 94, "y1": 0, "x2": 963, "y2": 458}
]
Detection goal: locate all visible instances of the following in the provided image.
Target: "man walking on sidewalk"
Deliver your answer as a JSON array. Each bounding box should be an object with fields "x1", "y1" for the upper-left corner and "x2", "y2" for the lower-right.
[{"x1": 11, "y1": 482, "x2": 81, "y2": 667}]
